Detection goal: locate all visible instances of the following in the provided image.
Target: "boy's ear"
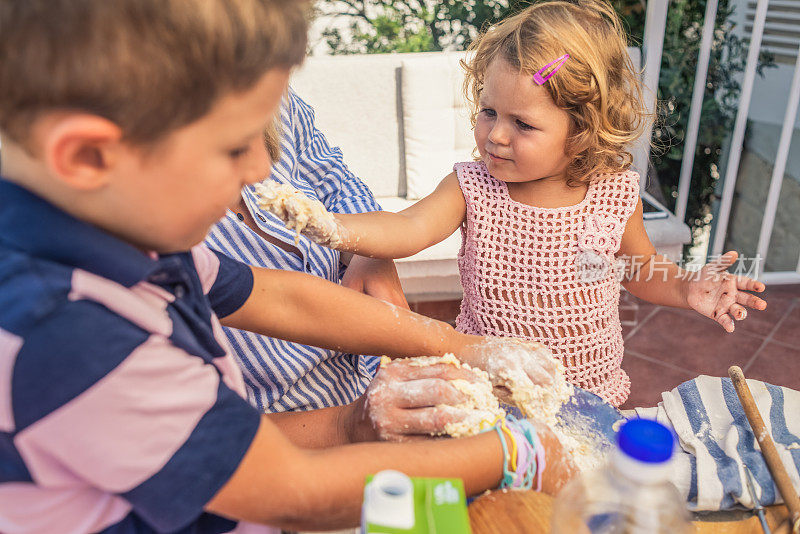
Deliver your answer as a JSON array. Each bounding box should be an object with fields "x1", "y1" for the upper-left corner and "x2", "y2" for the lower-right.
[{"x1": 42, "y1": 114, "x2": 125, "y2": 190}]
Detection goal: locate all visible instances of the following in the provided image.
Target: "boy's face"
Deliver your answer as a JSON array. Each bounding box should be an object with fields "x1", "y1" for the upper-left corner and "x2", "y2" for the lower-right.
[{"x1": 108, "y1": 69, "x2": 288, "y2": 253}]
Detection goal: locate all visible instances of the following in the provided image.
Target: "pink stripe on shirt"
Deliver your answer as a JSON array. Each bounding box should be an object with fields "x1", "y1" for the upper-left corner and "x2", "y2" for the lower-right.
[
  {"x1": 210, "y1": 315, "x2": 248, "y2": 398},
  {"x1": 192, "y1": 244, "x2": 221, "y2": 295},
  {"x1": 0, "y1": 327, "x2": 22, "y2": 433},
  {"x1": 69, "y1": 270, "x2": 172, "y2": 337},
  {"x1": 15, "y1": 335, "x2": 219, "y2": 492},
  {"x1": 0, "y1": 482, "x2": 131, "y2": 534},
  {"x1": 229, "y1": 522, "x2": 281, "y2": 534}
]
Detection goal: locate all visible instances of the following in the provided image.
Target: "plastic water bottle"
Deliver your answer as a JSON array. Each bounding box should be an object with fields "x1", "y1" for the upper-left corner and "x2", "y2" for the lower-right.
[{"x1": 551, "y1": 418, "x2": 691, "y2": 534}]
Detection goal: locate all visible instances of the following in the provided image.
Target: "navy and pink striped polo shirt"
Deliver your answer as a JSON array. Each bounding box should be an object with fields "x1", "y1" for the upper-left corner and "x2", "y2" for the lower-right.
[{"x1": 0, "y1": 179, "x2": 277, "y2": 533}]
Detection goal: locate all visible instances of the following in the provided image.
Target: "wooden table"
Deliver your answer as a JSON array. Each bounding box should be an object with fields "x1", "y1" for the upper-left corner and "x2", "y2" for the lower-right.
[{"x1": 468, "y1": 490, "x2": 791, "y2": 533}]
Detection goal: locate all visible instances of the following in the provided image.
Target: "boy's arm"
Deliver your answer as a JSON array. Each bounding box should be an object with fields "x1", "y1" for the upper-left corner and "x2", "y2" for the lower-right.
[
  {"x1": 220, "y1": 265, "x2": 473, "y2": 359},
  {"x1": 206, "y1": 415, "x2": 502, "y2": 529},
  {"x1": 221, "y1": 262, "x2": 558, "y2": 388},
  {"x1": 333, "y1": 171, "x2": 466, "y2": 259},
  {"x1": 618, "y1": 199, "x2": 766, "y2": 331},
  {"x1": 206, "y1": 414, "x2": 574, "y2": 530}
]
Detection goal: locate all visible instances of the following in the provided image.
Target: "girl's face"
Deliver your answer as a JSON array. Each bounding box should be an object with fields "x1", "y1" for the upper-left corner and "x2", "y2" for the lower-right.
[{"x1": 474, "y1": 57, "x2": 572, "y2": 184}]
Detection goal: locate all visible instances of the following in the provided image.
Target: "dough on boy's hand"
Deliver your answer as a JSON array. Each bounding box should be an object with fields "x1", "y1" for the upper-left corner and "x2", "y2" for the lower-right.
[
  {"x1": 253, "y1": 180, "x2": 341, "y2": 247},
  {"x1": 383, "y1": 354, "x2": 506, "y2": 438},
  {"x1": 385, "y1": 352, "x2": 607, "y2": 471},
  {"x1": 499, "y1": 341, "x2": 572, "y2": 428}
]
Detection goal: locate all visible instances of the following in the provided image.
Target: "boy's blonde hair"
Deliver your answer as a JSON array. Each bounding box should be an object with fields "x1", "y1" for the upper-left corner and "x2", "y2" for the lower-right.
[
  {"x1": 462, "y1": 0, "x2": 650, "y2": 185},
  {"x1": 0, "y1": 0, "x2": 310, "y2": 150},
  {"x1": 264, "y1": 117, "x2": 283, "y2": 163}
]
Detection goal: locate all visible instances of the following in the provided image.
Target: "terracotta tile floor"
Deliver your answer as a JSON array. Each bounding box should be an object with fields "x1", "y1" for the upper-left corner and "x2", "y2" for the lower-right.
[{"x1": 409, "y1": 284, "x2": 800, "y2": 410}]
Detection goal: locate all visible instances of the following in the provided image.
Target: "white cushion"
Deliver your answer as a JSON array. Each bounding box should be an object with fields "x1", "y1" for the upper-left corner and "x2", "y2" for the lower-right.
[
  {"x1": 376, "y1": 196, "x2": 463, "y2": 298},
  {"x1": 290, "y1": 54, "x2": 404, "y2": 197},
  {"x1": 400, "y1": 52, "x2": 475, "y2": 200},
  {"x1": 376, "y1": 196, "x2": 463, "y2": 262}
]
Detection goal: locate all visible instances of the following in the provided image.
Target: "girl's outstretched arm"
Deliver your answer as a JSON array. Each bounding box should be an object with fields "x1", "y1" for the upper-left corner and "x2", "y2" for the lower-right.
[
  {"x1": 335, "y1": 172, "x2": 466, "y2": 258},
  {"x1": 617, "y1": 199, "x2": 766, "y2": 332}
]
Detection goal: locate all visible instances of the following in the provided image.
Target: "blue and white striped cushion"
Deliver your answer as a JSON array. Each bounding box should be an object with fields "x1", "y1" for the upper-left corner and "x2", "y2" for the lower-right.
[{"x1": 634, "y1": 376, "x2": 800, "y2": 511}]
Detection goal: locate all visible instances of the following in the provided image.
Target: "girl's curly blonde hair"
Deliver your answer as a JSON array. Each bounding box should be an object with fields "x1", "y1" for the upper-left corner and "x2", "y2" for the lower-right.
[{"x1": 462, "y1": 0, "x2": 651, "y2": 185}]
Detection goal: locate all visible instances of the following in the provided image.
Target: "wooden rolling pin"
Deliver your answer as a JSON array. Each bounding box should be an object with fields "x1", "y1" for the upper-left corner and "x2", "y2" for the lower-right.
[{"x1": 729, "y1": 366, "x2": 800, "y2": 533}]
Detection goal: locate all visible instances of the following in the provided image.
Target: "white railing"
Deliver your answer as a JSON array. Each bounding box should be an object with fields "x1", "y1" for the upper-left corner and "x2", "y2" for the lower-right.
[
  {"x1": 636, "y1": 0, "x2": 668, "y2": 191},
  {"x1": 711, "y1": 0, "x2": 770, "y2": 257},
  {"x1": 662, "y1": 0, "x2": 800, "y2": 284},
  {"x1": 675, "y1": 0, "x2": 719, "y2": 223}
]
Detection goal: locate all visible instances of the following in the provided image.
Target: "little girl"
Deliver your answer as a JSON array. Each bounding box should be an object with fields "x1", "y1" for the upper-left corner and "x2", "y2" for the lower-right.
[{"x1": 267, "y1": 0, "x2": 767, "y2": 407}]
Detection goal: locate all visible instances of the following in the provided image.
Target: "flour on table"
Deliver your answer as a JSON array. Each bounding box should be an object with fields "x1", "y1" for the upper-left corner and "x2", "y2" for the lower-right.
[
  {"x1": 254, "y1": 180, "x2": 341, "y2": 246},
  {"x1": 554, "y1": 410, "x2": 612, "y2": 473}
]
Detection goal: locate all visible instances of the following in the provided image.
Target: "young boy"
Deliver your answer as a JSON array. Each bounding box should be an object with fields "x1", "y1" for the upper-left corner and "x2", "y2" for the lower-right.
[{"x1": 0, "y1": 1, "x2": 572, "y2": 532}]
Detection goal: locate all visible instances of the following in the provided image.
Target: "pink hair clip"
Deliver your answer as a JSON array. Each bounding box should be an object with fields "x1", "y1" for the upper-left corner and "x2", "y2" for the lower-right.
[{"x1": 533, "y1": 54, "x2": 569, "y2": 85}]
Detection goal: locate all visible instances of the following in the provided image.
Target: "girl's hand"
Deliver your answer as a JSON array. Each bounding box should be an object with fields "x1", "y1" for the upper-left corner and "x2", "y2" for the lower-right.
[
  {"x1": 459, "y1": 338, "x2": 559, "y2": 398},
  {"x1": 686, "y1": 251, "x2": 767, "y2": 333},
  {"x1": 363, "y1": 359, "x2": 484, "y2": 442},
  {"x1": 254, "y1": 180, "x2": 342, "y2": 247}
]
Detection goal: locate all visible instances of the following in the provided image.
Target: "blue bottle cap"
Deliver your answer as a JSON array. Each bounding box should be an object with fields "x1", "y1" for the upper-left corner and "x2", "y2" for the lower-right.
[{"x1": 617, "y1": 418, "x2": 674, "y2": 463}]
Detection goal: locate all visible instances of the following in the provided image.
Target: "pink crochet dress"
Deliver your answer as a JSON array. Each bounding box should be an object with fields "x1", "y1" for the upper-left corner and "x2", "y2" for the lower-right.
[{"x1": 455, "y1": 161, "x2": 640, "y2": 406}]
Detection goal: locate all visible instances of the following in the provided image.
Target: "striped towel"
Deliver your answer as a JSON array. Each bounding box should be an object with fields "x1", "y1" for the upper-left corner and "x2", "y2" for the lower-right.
[{"x1": 633, "y1": 376, "x2": 800, "y2": 511}]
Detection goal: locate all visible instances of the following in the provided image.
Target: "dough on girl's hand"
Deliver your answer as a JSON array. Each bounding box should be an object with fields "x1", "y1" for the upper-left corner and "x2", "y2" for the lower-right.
[{"x1": 254, "y1": 180, "x2": 341, "y2": 247}]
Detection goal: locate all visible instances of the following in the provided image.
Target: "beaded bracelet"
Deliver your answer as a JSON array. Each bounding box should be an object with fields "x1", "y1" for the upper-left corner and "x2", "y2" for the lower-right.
[
  {"x1": 505, "y1": 416, "x2": 537, "y2": 490},
  {"x1": 508, "y1": 417, "x2": 545, "y2": 492}
]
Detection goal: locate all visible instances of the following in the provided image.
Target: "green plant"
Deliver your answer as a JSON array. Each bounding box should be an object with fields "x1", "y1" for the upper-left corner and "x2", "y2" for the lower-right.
[
  {"x1": 318, "y1": 1, "x2": 529, "y2": 54},
  {"x1": 318, "y1": 0, "x2": 774, "y2": 246}
]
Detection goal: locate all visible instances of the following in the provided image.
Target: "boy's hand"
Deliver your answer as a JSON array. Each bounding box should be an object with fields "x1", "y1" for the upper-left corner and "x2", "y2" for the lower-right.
[
  {"x1": 686, "y1": 251, "x2": 767, "y2": 333},
  {"x1": 360, "y1": 359, "x2": 484, "y2": 442},
  {"x1": 459, "y1": 338, "x2": 558, "y2": 397},
  {"x1": 341, "y1": 256, "x2": 409, "y2": 309},
  {"x1": 530, "y1": 421, "x2": 578, "y2": 494}
]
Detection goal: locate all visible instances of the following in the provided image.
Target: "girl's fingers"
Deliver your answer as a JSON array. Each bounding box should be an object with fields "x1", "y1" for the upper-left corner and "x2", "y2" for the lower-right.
[
  {"x1": 736, "y1": 291, "x2": 767, "y2": 310},
  {"x1": 729, "y1": 303, "x2": 747, "y2": 321},
  {"x1": 720, "y1": 250, "x2": 738, "y2": 266},
  {"x1": 735, "y1": 275, "x2": 765, "y2": 293},
  {"x1": 708, "y1": 251, "x2": 738, "y2": 272},
  {"x1": 715, "y1": 312, "x2": 735, "y2": 333}
]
